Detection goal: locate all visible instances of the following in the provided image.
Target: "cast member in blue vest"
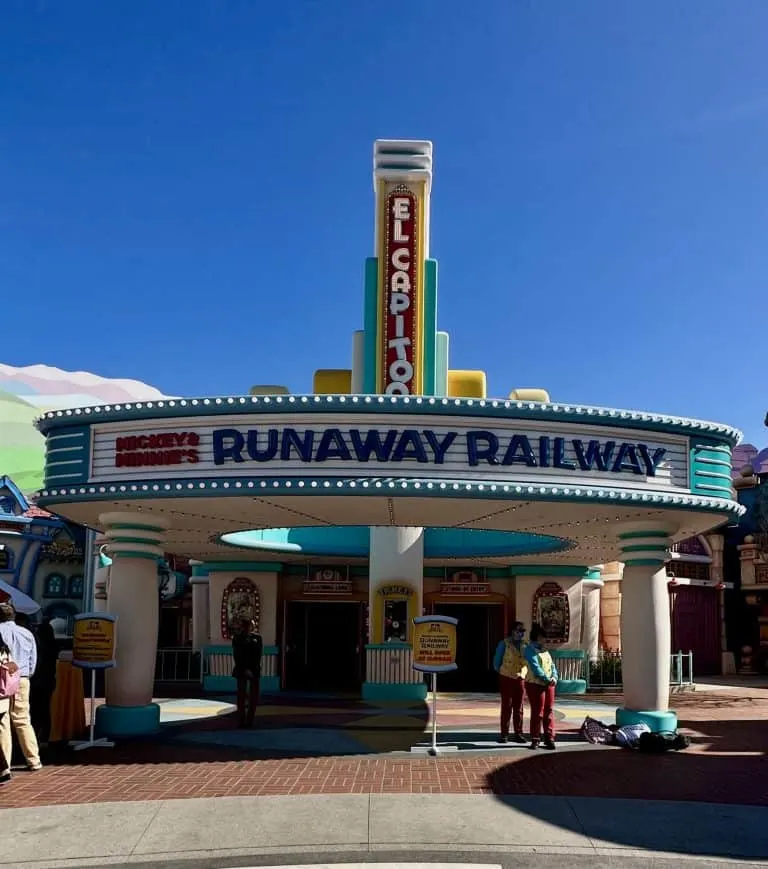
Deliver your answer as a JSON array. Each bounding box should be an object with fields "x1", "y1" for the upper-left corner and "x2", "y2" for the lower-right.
[
  {"x1": 492, "y1": 621, "x2": 528, "y2": 744},
  {"x1": 524, "y1": 624, "x2": 558, "y2": 750}
]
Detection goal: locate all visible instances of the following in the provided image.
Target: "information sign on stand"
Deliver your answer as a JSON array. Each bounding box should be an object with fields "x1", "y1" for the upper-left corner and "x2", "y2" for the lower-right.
[
  {"x1": 70, "y1": 613, "x2": 117, "y2": 751},
  {"x1": 412, "y1": 615, "x2": 458, "y2": 756}
]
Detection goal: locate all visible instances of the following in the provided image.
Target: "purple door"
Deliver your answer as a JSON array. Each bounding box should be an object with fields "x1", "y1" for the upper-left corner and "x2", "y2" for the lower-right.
[{"x1": 669, "y1": 585, "x2": 720, "y2": 676}]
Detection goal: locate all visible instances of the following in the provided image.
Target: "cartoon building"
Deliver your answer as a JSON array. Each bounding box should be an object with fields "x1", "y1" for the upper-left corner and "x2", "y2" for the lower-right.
[{"x1": 34, "y1": 139, "x2": 744, "y2": 739}]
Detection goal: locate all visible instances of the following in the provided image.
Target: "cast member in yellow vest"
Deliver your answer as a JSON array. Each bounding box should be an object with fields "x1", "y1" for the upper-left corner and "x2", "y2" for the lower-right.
[
  {"x1": 492, "y1": 621, "x2": 528, "y2": 744},
  {"x1": 524, "y1": 624, "x2": 558, "y2": 750}
]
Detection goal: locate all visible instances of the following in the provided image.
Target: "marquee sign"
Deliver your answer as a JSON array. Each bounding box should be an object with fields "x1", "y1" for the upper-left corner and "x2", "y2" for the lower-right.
[
  {"x1": 378, "y1": 186, "x2": 422, "y2": 395},
  {"x1": 88, "y1": 414, "x2": 689, "y2": 490}
]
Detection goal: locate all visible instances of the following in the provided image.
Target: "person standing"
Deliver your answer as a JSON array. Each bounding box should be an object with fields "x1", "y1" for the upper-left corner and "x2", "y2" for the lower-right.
[
  {"x1": 232, "y1": 618, "x2": 263, "y2": 728},
  {"x1": 492, "y1": 621, "x2": 528, "y2": 743},
  {"x1": 0, "y1": 638, "x2": 19, "y2": 783},
  {"x1": 0, "y1": 603, "x2": 42, "y2": 771},
  {"x1": 524, "y1": 624, "x2": 558, "y2": 751},
  {"x1": 30, "y1": 620, "x2": 58, "y2": 746}
]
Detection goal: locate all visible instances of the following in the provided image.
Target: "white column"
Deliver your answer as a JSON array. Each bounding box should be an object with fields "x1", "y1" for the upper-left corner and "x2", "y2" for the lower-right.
[
  {"x1": 369, "y1": 525, "x2": 424, "y2": 612},
  {"x1": 617, "y1": 522, "x2": 677, "y2": 733},
  {"x1": 581, "y1": 579, "x2": 602, "y2": 662},
  {"x1": 190, "y1": 573, "x2": 210, "y2": 652},
  {"x1": 365, "y1": 526, "x2": 426, "y2": 700},
  {"x1": 95, "y1": 511, "x2": 170, "y2": 738}
]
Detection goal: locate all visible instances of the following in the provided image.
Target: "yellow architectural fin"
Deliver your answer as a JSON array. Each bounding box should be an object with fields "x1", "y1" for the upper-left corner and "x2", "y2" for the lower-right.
[
  {"x1": 249, "y1": 385, "x2": 290, "y2": 395},
  {"x1": 447, "y1": 370, "x2": 487, "y2": 399},
  {"x1": 509, "y1": 388, "x2": 550, "y2": 403},
  {"x1": 313, "y1": 369, "x2": 352, "y2": 394}
]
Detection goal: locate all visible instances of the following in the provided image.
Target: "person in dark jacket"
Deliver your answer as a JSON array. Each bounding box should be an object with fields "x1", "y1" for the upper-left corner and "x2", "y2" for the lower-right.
[
  {"x1": 30, "y1": 621, "x2": 58, "y2": 745},
  {"x1": 232, "y1": 618, "x2": 263, "y2": 728}
]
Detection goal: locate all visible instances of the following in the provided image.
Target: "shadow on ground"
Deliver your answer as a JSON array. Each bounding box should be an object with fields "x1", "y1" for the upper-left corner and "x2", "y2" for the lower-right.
[{"x1": 486, "y1": 716, "x2": 768, "y2": 859}]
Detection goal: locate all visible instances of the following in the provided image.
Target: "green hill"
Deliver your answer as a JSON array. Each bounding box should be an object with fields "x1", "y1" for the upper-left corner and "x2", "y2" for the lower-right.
[{"x1": 0, "y1": 391, "x2": 45, "y2": 493}]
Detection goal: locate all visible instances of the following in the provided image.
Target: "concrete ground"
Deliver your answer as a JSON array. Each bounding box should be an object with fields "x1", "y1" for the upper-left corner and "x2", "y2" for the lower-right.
[
  {"x1": 4, "y1": 794, "x2": 768, "y2": 869},
  {"x1": 1, "y1": 684, "x2": 766, "y2": 868}
]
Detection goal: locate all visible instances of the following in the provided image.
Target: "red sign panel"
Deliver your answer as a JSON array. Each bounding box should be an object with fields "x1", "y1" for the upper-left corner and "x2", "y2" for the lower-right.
[
  {"x1": 381, "y1": 189, "x2": 419, "y2": 395},
  {"x1": 115, "y1": 432, "x2": 200, "y2": 469}
]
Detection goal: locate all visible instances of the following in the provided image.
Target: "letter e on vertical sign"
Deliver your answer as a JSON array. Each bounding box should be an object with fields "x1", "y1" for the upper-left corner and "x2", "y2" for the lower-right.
[{"x1": 380, "y1": 188, "x2": 421, "y2": 395}]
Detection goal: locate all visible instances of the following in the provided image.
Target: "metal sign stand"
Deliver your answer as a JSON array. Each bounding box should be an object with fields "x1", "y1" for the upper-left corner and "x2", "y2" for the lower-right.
[
  {"x1": 69, "y1": 669, "x2": 114, "y2": 751},
  {"x1": 428, "y1": 672, "x2": 439, "y2": 756}
]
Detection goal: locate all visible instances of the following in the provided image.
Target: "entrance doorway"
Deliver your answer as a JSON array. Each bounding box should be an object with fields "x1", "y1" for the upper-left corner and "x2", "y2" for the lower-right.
[
  {"x1": 432, "y1": 602, "x2": 504, "y2": 692},
  {"x1": 283, "y1": 601, "x2": 364, "y2": 693}
]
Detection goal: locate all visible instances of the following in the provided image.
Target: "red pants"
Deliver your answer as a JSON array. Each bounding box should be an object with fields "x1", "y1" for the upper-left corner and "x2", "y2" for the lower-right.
[
  {"x1": 499, "y1": 675, "x2": 525, "y2": 736},
  {"x1": 236, "y1": 676, "x2": 260, "y2": 725},
  {"x1": 525, "y1": 681, "x2": 556, "y2": 741}
]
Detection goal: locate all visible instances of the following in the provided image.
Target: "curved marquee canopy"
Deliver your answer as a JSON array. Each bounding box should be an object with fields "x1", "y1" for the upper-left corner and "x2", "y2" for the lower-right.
[{"x1": 35, "y1": 394, "x2": 744, "y2": 566}]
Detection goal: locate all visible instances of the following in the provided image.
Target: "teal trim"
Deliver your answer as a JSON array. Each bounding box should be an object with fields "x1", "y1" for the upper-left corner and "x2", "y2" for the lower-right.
[
  {"x1": 220, "y1": 525, "x2": 572, "y2": 560},
  {"x1": 203, "y1": 561, "x2": 284, "y2": 573},
  {"x1": 555, "y1": 679, "x2": 586, "y2": 695},
  {"x1": 365, "y1": 643, "x2": 411, "y2": 651},
  {"x1": 36, "y1": 477, "x2": 746, "y2": 523},
  {"x1": 435, "y1": 331, "x2": 449, "y2": 396},
  {"x1": 550, "y1": 649, "x2": 586, "y2": 659},
  {"x1": 192, "y1": 565, "x2": 209, "y2": 577},
  {"x1": 361, "y1": 681, "x2": 428, "y2": 702},
  {"x1": 109, "y1": 535, "x2": 164, "y2": 546},
  {"x1": 203, "y1": 674, "x2": 236, "y2": 692},
  {"x1": 616, "y1": 707, "x2": 678, "y2": 734},
  {"x1": 202, "y1": 673, "x2": 280, "y2": 694},
  {"x1": 623, "y1": 558, "x2": 667, "y2": 566},
  {"x1": 261, "y1": 675, "x2": 280, "y2": 693},
  {"x1": 362, "y1": 257, "x2": 379, "y2": 393},
  {"x1": 422, "y1": 259, "x2": 438, "y2": 396},
  {"x1": 95, "y1": 703, "x2": 161, "y2": 738},
  {"x1": 621, "y1": 544, "x2": 669, "y2": 553},
  {"x1": 690, "y1": 436, "x2": 734, "y2": 499},
  {"x1": 43, "y1": 424, "x2": 90, "y2": 487},
  {"x1": 37, "y1": 392, "x2": 743, "y2": 446},
  {"x1": 618, "y1": 530, "x2": 669, "y2": 540},
  {"x1": 204, "y1": 644, "x2": 279, "y2": 655},
  {"x1": 511, "y1": 565, "x2": 596, "y2": 577},
  {"x1": 110, "y1": 551, "x2": 160, "y2": 561}
]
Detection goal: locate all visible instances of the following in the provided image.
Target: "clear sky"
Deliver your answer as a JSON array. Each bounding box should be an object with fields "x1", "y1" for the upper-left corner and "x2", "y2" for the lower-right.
[{"x1": 2, "y1": 1, "x2": 767, "y2": 444}]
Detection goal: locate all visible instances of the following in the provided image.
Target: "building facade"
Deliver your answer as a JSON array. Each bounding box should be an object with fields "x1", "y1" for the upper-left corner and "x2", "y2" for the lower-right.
[{"x1": 34, "y1": 139, "x2": 744, "y2": 739}]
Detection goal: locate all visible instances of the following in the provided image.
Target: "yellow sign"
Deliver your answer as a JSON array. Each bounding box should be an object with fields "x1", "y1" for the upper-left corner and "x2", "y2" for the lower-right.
[
  {"x1": 412, "y1": 616, "x2": 458, "y2": 673},
  {"x1": 72, "y1": 614, "x2": 117, "y2": 669}
]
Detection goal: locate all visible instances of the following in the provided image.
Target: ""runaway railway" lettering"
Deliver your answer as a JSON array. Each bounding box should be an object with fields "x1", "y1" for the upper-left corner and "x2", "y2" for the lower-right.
[{"x1": 211, "y1": 427, "x2": 667, "y2": 477}]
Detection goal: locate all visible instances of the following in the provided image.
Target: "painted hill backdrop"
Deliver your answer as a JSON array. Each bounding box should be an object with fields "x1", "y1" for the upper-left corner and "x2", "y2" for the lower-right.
[{"x1": 0, "y1": 363, "x2": 169, "y2": 493}]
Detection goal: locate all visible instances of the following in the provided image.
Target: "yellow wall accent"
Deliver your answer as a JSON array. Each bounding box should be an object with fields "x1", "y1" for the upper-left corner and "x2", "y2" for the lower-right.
[
  {"x1": 249, "y1": 385, "x2": 290, "y2": 395},
  {"x1": 447, "y1": 369, "x2": 487, "y2": 399},
  {"x1": 313, "y1": 369, "x2": 352, "y2": 394},
  {"x1": 371, "y1": 582, "x2": 419, "y2": 644},
  {"x1": 509, "y1": 388, "x2": 551, "y2": 403}
]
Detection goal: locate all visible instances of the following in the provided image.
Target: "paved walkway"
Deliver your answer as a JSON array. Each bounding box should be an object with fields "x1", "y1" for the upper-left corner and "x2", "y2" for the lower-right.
[
  {"x1": 5, "y1": 794, "x2": 768, "y2": 868},
  {"x1": 1, "y1": 688, "x2": 766, "y2": 809}
]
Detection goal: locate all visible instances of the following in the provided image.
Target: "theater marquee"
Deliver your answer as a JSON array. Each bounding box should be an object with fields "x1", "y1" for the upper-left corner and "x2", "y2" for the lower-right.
[{"x1": 88, "y1": 413, "x2": 689, "y2": 491}]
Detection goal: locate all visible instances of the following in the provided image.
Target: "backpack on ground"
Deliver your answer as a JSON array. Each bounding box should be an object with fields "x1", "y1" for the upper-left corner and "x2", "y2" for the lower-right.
[{"x1": 637, "y1": 730, "x2": 690, "y2": 753}]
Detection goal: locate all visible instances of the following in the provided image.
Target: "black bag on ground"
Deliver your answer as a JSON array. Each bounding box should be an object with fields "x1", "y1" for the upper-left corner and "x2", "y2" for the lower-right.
[{"x1": 637, "y1": 731, "x2": 690, "y2": 753}]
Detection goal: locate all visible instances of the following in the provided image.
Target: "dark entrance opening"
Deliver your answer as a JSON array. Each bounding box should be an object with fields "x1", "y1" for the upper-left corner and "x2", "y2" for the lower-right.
[
  {"x1": 283, "y1": 601, "x2": 364, "y2": 693},
  {"x1": 432, "y1": 602, "x2": 504, "y2": 692}
]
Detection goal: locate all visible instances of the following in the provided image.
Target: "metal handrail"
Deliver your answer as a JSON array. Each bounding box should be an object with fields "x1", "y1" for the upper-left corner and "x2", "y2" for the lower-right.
[
  {"x1": 586, "y1": 650, "x2": 695, "y2": 689},
  {"x1": 154, "y1": 647, "x2": 201, "y2": 682}
]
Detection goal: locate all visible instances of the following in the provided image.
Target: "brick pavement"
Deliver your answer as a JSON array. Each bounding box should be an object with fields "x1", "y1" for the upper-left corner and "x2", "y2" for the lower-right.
[{"x1": 0, "y1": 688, "x2": 765, "y2": 810}]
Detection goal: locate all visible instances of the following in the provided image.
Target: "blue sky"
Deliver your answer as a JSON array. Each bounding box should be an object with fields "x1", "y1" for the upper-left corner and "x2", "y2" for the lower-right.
[{"x1": 2, "y1": 1, "x2": 767, "y2": 444}]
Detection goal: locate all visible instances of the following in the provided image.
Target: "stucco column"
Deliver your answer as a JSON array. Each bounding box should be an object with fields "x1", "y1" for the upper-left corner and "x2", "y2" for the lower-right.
[
  {"x1": 94, "y1": 511, "x2": 169, "y2": 738},
  {"x1": 190, "y1": 569, "x2": 210, "y2": 652},
  {"x1": 369, "y1": 526, "x2": 424, "y2": 611},
  {"x1": 365, "y1": 526, "x2": 426, "y2": 701},
  {"x1": 581, "y1": 575, "x2": 603, "y2": 662},
  {"x1": 616, "y1": 523, "x2": 677, "y2": 733}
]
